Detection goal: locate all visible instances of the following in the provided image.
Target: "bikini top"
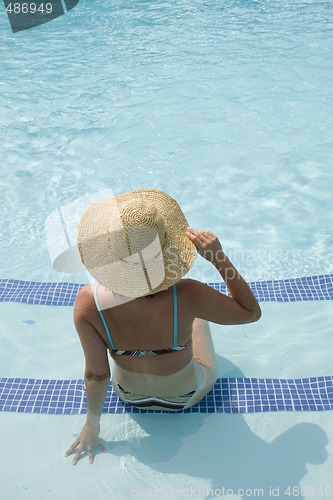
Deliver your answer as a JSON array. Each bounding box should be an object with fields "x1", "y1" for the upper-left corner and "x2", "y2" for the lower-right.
[{"x1": 93, "y1": 283, "x2": 191, "y2": 356}]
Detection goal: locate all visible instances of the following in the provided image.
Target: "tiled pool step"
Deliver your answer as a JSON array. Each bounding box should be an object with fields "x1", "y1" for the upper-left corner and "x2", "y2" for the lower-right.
[
  {"x1": 0, "y1": 274, "x2": 332, "y2": 306},
  {"x1": 1, "y1": 376, "x2": 332, "y2": 414}
]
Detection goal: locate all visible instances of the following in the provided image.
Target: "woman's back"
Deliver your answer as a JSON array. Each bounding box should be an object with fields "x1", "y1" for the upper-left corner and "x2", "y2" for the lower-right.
[{"x1": 77, "y1": 279, "x2": 196, "y2": 376}]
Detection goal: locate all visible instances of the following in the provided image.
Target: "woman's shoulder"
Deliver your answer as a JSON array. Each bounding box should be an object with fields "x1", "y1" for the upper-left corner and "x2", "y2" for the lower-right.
[
  {"x1": 177, "y1": 278, "x2": 209, "y2": 292},
  {"x1": 74, "y1": 284, "x2": 96, "y2": 318},
  {"x1": 75, "y1": 284, "x2": 94, "y2": 300},
  {"x1": 175, "y1": 278, "x2": 211, "y2": 305},
  {"x1": 177, "y1": 278, "x2": 230, "y2": 323}
]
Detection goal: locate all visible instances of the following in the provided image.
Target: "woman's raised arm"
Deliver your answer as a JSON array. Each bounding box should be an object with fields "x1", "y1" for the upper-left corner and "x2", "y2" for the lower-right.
[{"x1": 186, "y1": 229, "x2": 261, "y2": 325}]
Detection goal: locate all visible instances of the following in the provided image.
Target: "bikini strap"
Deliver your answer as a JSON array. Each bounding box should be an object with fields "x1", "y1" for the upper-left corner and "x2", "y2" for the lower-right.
[
  {"x1": 93, "y1": 285, "x2": 116, "y2": 350},
  {"x1": 172, "y1": 283, "x2": 178, "y2": 348}
]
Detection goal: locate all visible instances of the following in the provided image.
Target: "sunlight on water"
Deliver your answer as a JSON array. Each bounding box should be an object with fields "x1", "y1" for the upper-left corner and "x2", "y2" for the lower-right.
[{"x1": 0, "y1": 0, "x2": 332, "y2": 282}]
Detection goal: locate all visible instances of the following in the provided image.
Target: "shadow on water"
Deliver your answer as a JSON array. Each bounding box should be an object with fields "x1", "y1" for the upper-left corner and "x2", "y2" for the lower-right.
[{"x1": 110, "y1": 356, "x2": 329, "y2": 499}]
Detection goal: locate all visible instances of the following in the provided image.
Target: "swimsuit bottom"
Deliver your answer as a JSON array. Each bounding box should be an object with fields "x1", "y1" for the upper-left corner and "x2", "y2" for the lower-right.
[
  {"x1": 112, "y1": 359, "x2": 217, "y2": 411},
  {"x1": 115, "y1": 383, "x2": 200, "y2": 411}
]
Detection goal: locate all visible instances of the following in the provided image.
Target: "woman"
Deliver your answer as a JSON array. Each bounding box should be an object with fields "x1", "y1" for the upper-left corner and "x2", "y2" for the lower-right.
[{"x1": 65, "y1": 189, "x2": 261, "y2": 464}]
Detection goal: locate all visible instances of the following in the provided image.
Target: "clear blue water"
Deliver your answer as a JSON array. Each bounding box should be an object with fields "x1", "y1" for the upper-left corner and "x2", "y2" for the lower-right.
[
  {"x1": 1, "y1": 1, "x2": 333, "y2": 498},
  {"x1": 0, "y1": 0, "x2": 332, "y2": 283}
]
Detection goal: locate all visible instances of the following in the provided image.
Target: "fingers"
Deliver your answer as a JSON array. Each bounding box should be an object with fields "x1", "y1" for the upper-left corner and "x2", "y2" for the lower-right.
[
  {"x1": 186, "y1": 228, "x2": 215, "y2": 250},
  {"x1": 186, "y1": 228, "x2": 215, "y2": 241},
  {"x1": 64, "y1": 438, "x2": 88, "y2": 465},
  {"x1": 65, "y1": 438, "x2": 79, "y2": 457},
  {"x1": 72, "y1": 444, "x2": 84, "y2": 465},
  {"x1": 186, "y1": 228, "x2": 223, "y2": 264},
  {"x1": 88, "y1": 447, "x2": 94, "y2": 464},
  {"x1": 186, "y1": 228, "x2": 205, "y2": 245},
  {"x1": 65, "y1": 440, "x2": 106, "y2": 465}
]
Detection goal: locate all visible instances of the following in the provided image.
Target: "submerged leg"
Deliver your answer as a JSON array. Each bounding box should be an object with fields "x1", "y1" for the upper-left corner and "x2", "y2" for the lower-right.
[
  {"x1": 192, "y1": 318, "x2": 217, "y2": 373},
  {"x1": 183, "y1": 319, "x2": 218, "y2": 409}
]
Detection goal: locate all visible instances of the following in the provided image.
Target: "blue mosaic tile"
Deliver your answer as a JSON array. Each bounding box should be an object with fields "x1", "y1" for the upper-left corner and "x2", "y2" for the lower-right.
[
  {"x1": 0, "y1": 274, "x2": 332, "y2": 306},
  {"x1": 1, "y1": 376, "x2": 333, "y2": 414},
  {"x1": 0, "y1": 280, "x2": 84, "y2": 306}
]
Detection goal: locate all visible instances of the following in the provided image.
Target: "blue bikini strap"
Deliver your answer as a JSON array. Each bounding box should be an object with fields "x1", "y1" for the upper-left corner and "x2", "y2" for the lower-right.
[
  {"x1": 172, "y1": 284, "x2": 178, "y2": 348},
  {"x1": 93, "y1": 285, "x2": 116, "y2": 350}
]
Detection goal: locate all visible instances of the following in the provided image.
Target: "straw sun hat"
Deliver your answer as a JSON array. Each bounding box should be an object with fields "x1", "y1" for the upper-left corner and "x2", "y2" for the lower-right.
[{"x1": 77, "y1": 189, "x2": 196, "y2": 297}]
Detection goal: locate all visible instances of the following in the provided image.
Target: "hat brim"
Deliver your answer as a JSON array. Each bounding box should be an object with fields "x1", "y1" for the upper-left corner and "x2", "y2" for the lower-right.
[{"x1": 77, "y1": 189, "x2": 196, "y2": 297}]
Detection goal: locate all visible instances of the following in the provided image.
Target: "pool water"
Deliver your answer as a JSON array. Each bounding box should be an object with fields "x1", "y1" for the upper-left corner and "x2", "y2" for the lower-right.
[{"x1": 0, "y1": 0, "x2": 333, "y2": 498}]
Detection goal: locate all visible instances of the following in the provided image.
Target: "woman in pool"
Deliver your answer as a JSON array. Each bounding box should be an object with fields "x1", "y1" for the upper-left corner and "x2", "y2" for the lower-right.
[{"x1": 65, "y1": 189, "x2": 261, "y2": 464}]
